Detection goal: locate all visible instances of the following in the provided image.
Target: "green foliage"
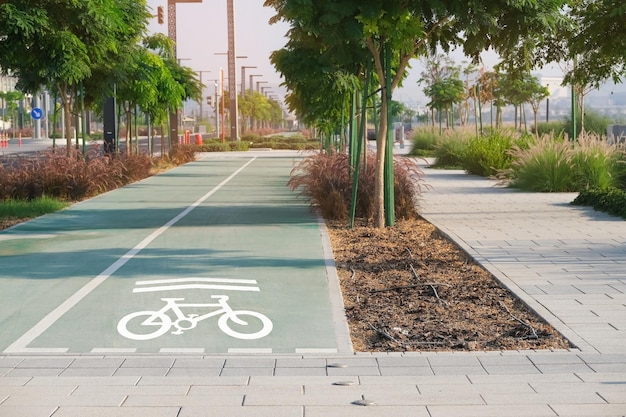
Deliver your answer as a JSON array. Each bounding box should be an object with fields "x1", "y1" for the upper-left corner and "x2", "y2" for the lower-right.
[
  {"x1": 463, "y1": 130, "x2": 530, "y2": 177},
  {"x1": 503, "y1": 136, "x2": 576, "y2": 192},
  {"x1": 500, "y1": 133, "x2": 624, "y2": 192},
  {"x1": 534, "y1": 121, "x2": 566, "y2": 137},
  {"x1": 288, "y1": 152, "x2": 425, "y2": 221},
  {"x1": 197, "y1": 140, "x2": 250, "y2": 152},
  {"x1": 571, "y1": 134, "x2": 626, "y2": 190},
  {"x1": 572, "y1": 187, "x2": 626, "y2": 219},
  {"x1": 408, "y1": 129, "x2": 438, "y2": 156},
  {"x1": 564, "y1": 109, "x2": 612, "y2": 139},
  {"x1": 431, "y1": 130, "x2": 471, "y2": 168},
  {"x1": 0, "y1": 196, "x2": 68, "y2": 219}
]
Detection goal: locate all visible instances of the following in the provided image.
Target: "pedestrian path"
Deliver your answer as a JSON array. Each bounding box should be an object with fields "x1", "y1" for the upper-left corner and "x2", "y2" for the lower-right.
[
  {"x1": 419, "y1": 165, "x2": 626, "y2": 355},
  {"x1": 0, "y1": 150, "x2": 624, "y2": 417}
]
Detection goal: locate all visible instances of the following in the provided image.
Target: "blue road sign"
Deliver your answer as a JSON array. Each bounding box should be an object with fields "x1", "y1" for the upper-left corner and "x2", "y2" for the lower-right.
[{"x1": 31, "y1": 107, "x2": 43, "y2": 120}]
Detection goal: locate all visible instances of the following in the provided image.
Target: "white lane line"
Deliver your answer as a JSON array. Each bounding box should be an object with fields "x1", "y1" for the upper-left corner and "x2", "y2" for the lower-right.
[
  {"x1": 133, "y1": 277, "x2": 260, "y2": 293},
  {"x1": 227, "y1": 348, "x2": 273, "y2": 354},
  {"x1": 135, "y1": 278, "x2": 258, "y2": 286},
  {"x1": 3, "y1": 157, "x2": 257, "y2": 354},
  {"x1": 133, "y1": 284, "x2": 260, "y2": 293},
  {"x1": 160, "y1": 348, "x2": 205, "y2": 353}
]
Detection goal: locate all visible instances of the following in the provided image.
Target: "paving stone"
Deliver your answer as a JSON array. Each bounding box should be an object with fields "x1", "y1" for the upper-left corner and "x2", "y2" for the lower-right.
[
  {"x1": 172, "y1": 358, "x2": 226, "y2": 368},
  {"x1": 124, "y1": 393, "x2": 244, "y2": 407},
  {"x1": 121, "y1": 358, "x2": 175, "y2": 368},
  {"x1": 179, "y1": 406, "x2": 303, "y2": 417},
  {"x1": 2, "y1": 392, "x2": 125, "y2": 406},
  {"x1": 274, "y1": 367, "x2": 327, "y2": 376},
  {"x1": 165, "y1": 367, "x2": 222, "y2": 377},
  {"x1": 224, "y1": 358, "x2": 276, "y2": 368},
  {"x1": 114, "y1": 367, "x2": 169, "y2": 376},
  {"x1": 426, "y1": 404, "x2": 557, "y2": 417},
  {"x1": 69, "y1": 358, "x2": 125, "y2": 368},
  {"x1": 51, "y1": 406, "x2": 181, "y2": 417},
  {"x1": 305, "y1": 405, "x2": 430, "y2": 417},
  {"x1": 59, "y1": 367, "x2": 117, "y2": 377},
  {"x1": 137, "y1": 376, "x2": 247, "y2": 386},
  {"x1": 26, "y1": 376, "x2": 140, "y2": 386},
  {"x1": 275, "y1": 358, "x2": 326, "y2": 368},
  {"x1": 15, "y1": 358, "x2": 73, "y2": 369},
  {"x1": 550, "y1": 404, "x2": 626, "y2": 416},
  {"x1": 220, "y1": 367, "x2": 274, "y2": 377},
  {"x1": 0, "y1": 406, "x2": 60, "y2": 417}
]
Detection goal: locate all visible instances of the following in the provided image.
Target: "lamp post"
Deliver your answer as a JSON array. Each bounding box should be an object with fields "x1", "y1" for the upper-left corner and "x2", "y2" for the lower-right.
[
  {"x1": 195, "y1": 70, "x2": 211, "y2": 121},
  {"x1": 256, "y1": 81, "x2": 268, "y2": 92},
  {"x1": 249, "y1": 74, "x2": 262, "y2": 95},
  {"x1": 165, "y1": 0, "x2": 203, "y2": 147},
  {"x1": 215, "y1": 52, "x2": 246, "y2": 140},
  {"x1": 546, "y1": 83, "x2": 550, "y2": 123},
  {"x1": 240, "y1": 66, "x2": 257, "y2": 97}
]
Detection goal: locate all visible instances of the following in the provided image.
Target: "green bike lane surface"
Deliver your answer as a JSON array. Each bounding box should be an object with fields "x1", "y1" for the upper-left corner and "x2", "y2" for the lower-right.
[{"x1": 0, "y1": 153, "x2": 348, "y2": 354}]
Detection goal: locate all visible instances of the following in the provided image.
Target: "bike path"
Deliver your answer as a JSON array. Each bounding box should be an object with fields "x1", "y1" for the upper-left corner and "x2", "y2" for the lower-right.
[{"x1": 0, "y1": 151, "x2": 350, "y2": 354}]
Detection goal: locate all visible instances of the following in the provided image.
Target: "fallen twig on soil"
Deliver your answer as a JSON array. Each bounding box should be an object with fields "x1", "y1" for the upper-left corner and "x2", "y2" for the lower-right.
[
  {"x1": 498, "y1": 300, "x2": 539, "y2": 339},
  {"x1": 367, "y1": 322, "x2": 399, "y2": 343}
]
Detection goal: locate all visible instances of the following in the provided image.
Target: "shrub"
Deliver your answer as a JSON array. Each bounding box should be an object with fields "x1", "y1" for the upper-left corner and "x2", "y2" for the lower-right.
[
  {"x1": 571, "y1": 133, "x2": 625, "y2": 190},
  {"x1": 0, "y1": 145, "x2": 168, "y2": 201},
  {"x1": 288, "y1": 151, "x2": 426, "y2": 221},
  {"x1": 534, "y1": 121, "x2": 566, "y2": 138},
  {"x1": 431, "y1": 130, "x2": 471, "y2": 168},
  {"x1": 572, "y1": 187, "x2": 626, "y2": 218},
  {"x1": 501, "y1": 135, "x2": 577, "y2": 192},
  {"x1": 564, "y1": 109, "x2": 612, "y2": 139},
  {"x1": 408, "y1": 129, "x2": 438, "y2": 156},
  {"x1": 462, "y1": 130, "x2": 519, "y2": 177}
]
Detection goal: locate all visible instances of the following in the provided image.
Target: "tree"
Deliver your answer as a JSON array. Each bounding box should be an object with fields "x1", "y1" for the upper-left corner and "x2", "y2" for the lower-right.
[
  {"x1": 0, "y1": 0, "x2": 150, "y2": 155},
  {"x1": 565, "y1": 0, "x2": 626, "y2": 88},
  {"x1": 266, "y1": 0, "x2": 568, "y2": 228},
  {"x1": 524, "y1": 75, "x2": 550, "y2": 135}
]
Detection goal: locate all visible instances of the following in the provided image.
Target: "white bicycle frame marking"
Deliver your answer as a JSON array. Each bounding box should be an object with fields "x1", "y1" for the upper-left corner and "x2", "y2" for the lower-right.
[{"x1": 117, "y1": 295, "x2": 273, "y2": 341}]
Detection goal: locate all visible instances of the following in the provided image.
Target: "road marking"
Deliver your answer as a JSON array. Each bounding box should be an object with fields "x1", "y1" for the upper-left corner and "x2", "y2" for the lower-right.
[
  {"x1": 160, "y1": 348, "x2": 205, "y2": 353},
  {"x1": 133, "y1": 277, "x2": 260, "y2": 293},
  {"x1": 227, "y1": 348, "x2": 273, "y2": 354},
  {"x1": 3, "y1": 157, "x2": 257, "y2": 354}
]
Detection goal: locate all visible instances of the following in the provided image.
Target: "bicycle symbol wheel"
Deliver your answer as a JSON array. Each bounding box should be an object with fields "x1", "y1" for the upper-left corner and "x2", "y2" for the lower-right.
[
  {"x1": 218, "y1": 310, "x2": 273, "y2": 340},
  {"x1": 117, "y1": 311, "x2": 171, "y2": 341}
]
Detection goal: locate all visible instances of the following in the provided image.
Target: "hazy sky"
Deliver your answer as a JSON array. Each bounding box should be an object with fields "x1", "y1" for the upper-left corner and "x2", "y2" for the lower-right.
[
  {"x1": 147, "y1": 0, "x2": 291, "y2": 105},
  {"x1": 146, "y1": 1, "x2": 621, "y2": 112}
]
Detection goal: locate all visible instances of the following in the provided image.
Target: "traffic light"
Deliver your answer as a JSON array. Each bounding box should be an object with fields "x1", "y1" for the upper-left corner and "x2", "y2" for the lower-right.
[
  {"x1": 207, "y1": 96, "x2": 214, "y2": 107},
  {"x1": 157, "y1": 6, "x2": 164, "y2": 24}
]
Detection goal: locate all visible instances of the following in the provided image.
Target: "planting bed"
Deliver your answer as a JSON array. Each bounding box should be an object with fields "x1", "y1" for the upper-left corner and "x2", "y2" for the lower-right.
[{"x1": 328, "y1": 217, "x2": 572, "y2": 352}]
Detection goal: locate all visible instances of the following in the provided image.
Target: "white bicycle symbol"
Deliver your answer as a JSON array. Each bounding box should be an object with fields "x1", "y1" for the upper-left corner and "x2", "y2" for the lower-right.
[{"x1": 117, "y1": 295, "x2": 273, "y2": 341}]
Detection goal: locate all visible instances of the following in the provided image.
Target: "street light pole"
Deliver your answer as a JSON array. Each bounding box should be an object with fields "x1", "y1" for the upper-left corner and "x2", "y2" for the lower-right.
[
  {"x1": 166, "y1": 0, "x2": 203, "y2": 147},
  {"x1": 196, "y1": 70, "x2": 211, "y2": 122},
  {"x1": 249, "y1": 74, "x2": 262, "y2": 95},
  {"x1": 240, "y1": 66, "x2": 257, "y2": 97},
  {"x1": 226, "y1": 0, "x2": 239, "y2": 141}
]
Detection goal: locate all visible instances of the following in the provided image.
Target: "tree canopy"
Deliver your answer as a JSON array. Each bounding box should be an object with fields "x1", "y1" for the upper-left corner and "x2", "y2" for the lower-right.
[{"x1": 266, "y1": 0, "x2": 568, "y2": 227}]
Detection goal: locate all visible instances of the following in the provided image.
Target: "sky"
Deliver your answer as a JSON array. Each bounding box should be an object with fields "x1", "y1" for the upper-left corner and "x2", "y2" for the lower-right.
[
  {"x1": 146, "y1": 0, "x2": 291, "y2": 108},
  {"x1": 146, "y1": 1, "x2": 622, "y2": 114}
]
